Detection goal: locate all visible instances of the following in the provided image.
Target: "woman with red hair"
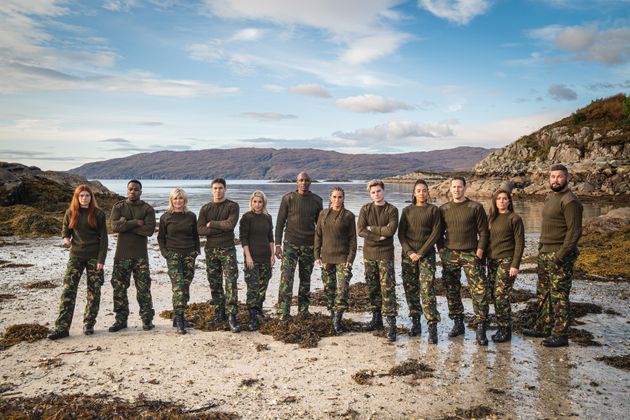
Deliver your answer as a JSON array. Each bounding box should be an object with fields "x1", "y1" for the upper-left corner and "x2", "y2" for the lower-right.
[{"x1": 48, "y1": 185, "x2": 108, "y2": 340}]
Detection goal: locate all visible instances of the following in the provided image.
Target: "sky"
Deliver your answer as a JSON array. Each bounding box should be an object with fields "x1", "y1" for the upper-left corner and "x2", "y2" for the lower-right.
[{"x1": 1, "y1": 0, "x2": 629, "y2": 171}]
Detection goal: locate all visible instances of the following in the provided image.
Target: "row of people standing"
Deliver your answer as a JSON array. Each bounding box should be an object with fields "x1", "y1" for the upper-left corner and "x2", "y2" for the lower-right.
[{"x1": 49, "y1": 165, "x2": 582, "y2": 350}]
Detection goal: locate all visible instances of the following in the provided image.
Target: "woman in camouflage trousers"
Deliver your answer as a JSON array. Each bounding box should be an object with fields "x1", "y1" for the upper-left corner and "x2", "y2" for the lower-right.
[
  {"x1": 158, "y1": 188, "x2": 200, "y2": 335},
  {"x1": 486, "y1": 188, "x2": 525, "y2": 343},
  {"x1": 48, "y1": 185, "x2": 108, "y2": 340}
]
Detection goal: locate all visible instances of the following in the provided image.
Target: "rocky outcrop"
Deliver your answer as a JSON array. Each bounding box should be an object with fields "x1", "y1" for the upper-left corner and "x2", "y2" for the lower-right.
[{"x1": 384, "y1": 171, "x2": 448, "y2": 184}]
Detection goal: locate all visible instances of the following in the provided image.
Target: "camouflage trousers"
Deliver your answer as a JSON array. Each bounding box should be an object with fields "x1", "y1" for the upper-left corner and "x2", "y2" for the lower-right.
[
  {"x1": 401, "y1": 252, "x2": 441, "y2": 323},
  {"x1": 321, "y1": 263, "x2": 353, "y2": 312},
  {"x1": 277, "y1": 241, "x2": 315, "y2": 316},
  {"x1": 487, "y1": 257, "x2": 516, "y2": 327},
  {"x1": 532, "y1": 249, "x2": 578, "y2": 337},
  {"x1": 54, "y1": 256, "x2": 104, "y2": 332},
  {"x1": 244, "y1": 262, "x2": 272, "y2": 310},
  {"x1": 205, "y1": 246, "x2": 239, "y2": 314},
  {"x1": 364, "y1": 258, "x2": 397, "y2": 317},
  {"x1": 111, "y1": 258, "x2": 154, "y2": 324},
  {"x1": 440, "y1": 248, "x2": 489, "y2": 323},
  {"x1": 166, "y1": 251, "x2": 197, "y2": 316}
]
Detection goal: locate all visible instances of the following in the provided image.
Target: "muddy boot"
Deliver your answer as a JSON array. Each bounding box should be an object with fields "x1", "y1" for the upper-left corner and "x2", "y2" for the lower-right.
[
  {"x1": 48, "y1": 330, "x2": 69, "y2": 340},
  {"x1": 476, "y1": 323, "x2": 488, "y2": 346},
  {"x1": 542, "y1": 335, "x2": 568, "y2": 347},
  {"x1": 108, "y1": 321, "x2": 127, "y2": 333},
  {"x1": 333, "y1": 311, "x2": 345, "y2": 334},
  {"x1": 248, "y1": 308, "x2": 259, "y2": 331},
  {"x1": 363, "y1": 310, "x2": 384, "y2": 331},
  {"x1": 428, "y1": 323, "x2": 438, "y2": 344},
  {"x1": 492, "y1": 326, "x2": 511, "y2": 343},
  {"x1": 523, "y1": 328, "x2": 549, "y2": 338},
  {"x1": 448, "y1": 318, "x2": 465, "y2": 337},
  {"x1": 228, "y1": 313, "x2": 241, "y2": 333},
  {"x1": 83, "y1": 325, "x2": 94, "y2": 336},
  {"x1": 410, "y1": 315, "x2": 421, "y2": 337},
  {"x1": 386, "y1": 316, "x2": 397, "y2": 342},
  {"x1": 175, "y1": 314, "x2": 187, "y2": 335}
]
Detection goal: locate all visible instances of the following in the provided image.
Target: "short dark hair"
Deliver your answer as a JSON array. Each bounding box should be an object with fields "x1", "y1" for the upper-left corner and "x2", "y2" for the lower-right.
[
  {"x1": 451, "y1": 176, "x2": 466, "y2": 186},
  {"x1": 127, "y1": 179, "x2": 142, "y2": 188},
  {"x1": 550, "y1": 164, "x2": 569, "y2": 177},
  {"x1": 211, "y1": 177, "x2": 226, "y2": 187}
]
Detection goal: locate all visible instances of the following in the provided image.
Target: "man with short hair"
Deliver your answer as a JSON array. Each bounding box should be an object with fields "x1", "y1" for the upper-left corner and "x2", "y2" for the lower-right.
[
  {"x1": 438, "y1": 176, "x2": 490, "y2": 345},
  {"x1": 358, "y1": 179, "x2": 399, "y2": 341},
  {"x1": 198, "y1": 178, "x2": 241, "y2": 332},
  {"x1": 523, "y1": 164, "x2": 583, "y2": 347},
  {"x1": 109, "y1": 179, "x2": 156, "y2": 332},
  {"x1": 275, "y1": 172, "x2": 323, "y2": 320}
]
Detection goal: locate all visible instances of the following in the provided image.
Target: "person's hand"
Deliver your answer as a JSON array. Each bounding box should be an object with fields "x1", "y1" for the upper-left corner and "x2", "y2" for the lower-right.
[
  {"x1": 63, "y1": 237, "x2": 71, "y2": 248},
  {"x1": 245, "y1": 256, "x2": 254, "y2": 270},
  {"x1": 275, "y1": 245, "x2": 283, "y2": 259},
  {"x1": 509, "y1": 267, "x2": 519, "y2": 277},
  {"x1": 136, "y1": 219, "x2": 144, "y2": 227},
  {"x1": 475, "y1": 248, "x2": 483, "y2": 259},
  {"x1": 344, "y1": 262, "x2": 352, "y2": 268},
  {"x1": 409, "y1": 252, "x2": 420, "y2": 262},
  {"x1": 96, "y1": 263, "x2": 104, "y2": 271},
  {"x1": 315, "y1": 259, "x2": 322, "y2": 267}
]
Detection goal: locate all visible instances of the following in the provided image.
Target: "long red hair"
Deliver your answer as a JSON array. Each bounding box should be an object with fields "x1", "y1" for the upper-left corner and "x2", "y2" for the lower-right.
[{"x1": 68, "y1": 185, "x2": 99, "y2": 229}]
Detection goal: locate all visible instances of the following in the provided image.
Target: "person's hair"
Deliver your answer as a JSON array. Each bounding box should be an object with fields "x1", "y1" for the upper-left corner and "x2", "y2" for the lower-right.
[
  {"x1": 451, "y1": 176, "x2": 466, "y2": 186},
  {"x1": 550, "y1": 164, "x2": 569, "y2": 177},
  {"x1": 211, "y1": 177, "x2": 226, "y2": 188},
  {"x1": 367, "y1": 179, "x2": 384, "y2": 192},
  {"x1": 488, "y1": 189, "x2": 514, "y2": 229},
  {"x1": 411, "y1": 179, "x2": 430, "y2": 205},
  {"x1": 168, "y1": 188, "x2": 189, "y2": 213},
  {"x1": 68, "y1": 185, "x2": 99, "y2": 229},
  {"x1": 128, "y1": 179, "x2": 142, "y2": 188},
  {"x1": 248, "y1": 190, "x2": 268, "y2": 215},
  {"x1": 324, "y1": 186, "x2": 347, "y2": 224}
]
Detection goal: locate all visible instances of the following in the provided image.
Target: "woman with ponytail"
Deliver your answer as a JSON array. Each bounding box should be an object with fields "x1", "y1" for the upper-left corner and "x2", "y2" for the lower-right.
[{"x1": 48, "y1": 185, "x2": 108, "y2": 340}]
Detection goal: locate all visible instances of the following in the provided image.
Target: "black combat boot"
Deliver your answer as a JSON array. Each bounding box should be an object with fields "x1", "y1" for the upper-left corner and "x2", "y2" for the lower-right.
[
  {"x1": 363, "y1": 310, "x2": 384, "y2": 331},
  {"x1": 175, "y1": 314, "x2": 187, "y2": 335},
  {"x1": 386, "y1": 316, "x2": 397, "y2": 342},
  {"x1": 48, "y1": 330, "x2": 69, "y2": 340},
  {"x1": 208, "y1": 306, "x2": 227, "y2": 327},
  {"x1": 108, "y1": 321, "x2": 127, "y2": 332},
  {"x1": 410, "y1": 315, "x2": 422, "y2": 336},
  {"x1": 172, "y1": 316, "x2": 192, "y2": 328},
  {"x1": 448, "y1": 318, "x2": 465, "y2": 337},
  {"x1": 248, "y1": 308, "x2": 259, "y2": 331},
  {"x1": 522, "y1": 328, "x2": 549, "y2": 338},
  {"x1": 492, "y1": 326, "x2": 512, "y2": 343},
  {"x1": 428, "y1": 323, "x2": 438, "y2": 344},
  {"x1": 476, "y1": 323, "x2": 488, "y2": 346},
  {"x1": 333, "y1": 311, "x2": 344, "y2": 334},
  {"x1": 142, "y1": 320, "x2": 155, "y2": 331},
  {"x1": 83, "y1": 325, "x2": 94, "y2": 335},
  {"x1": 542, "y1": 335, "x2": 568, "y2": 347},
  {"x1": 256, "y1": 307, "x2": 267, "y2": 321},
  {"x1": 228, "y1": 313, "x2": 241, "y2": 333}
]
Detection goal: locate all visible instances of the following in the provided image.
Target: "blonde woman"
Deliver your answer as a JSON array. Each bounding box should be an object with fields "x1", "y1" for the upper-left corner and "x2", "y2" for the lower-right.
[
  {"x1": 158, "y1": 188, "x2": 200, "y2": 334},
  {"x1": 239, "y1": 191, "x2": 275, "y2": 330}
]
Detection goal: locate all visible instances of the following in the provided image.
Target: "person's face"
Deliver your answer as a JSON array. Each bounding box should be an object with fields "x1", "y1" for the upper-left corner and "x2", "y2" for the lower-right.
[
  {"x1": 450, "y1": 180, "x2": 466, "y2": 201},
  {"x1": 212, "y1": 183, "x2": 226, "y2": 201},
  {"x1": 495, "y1": 192, "x2": 510, "y2": 213},
  {"x1": 297, "y1": 175, "x2": 311, "y2": 194},
  {"x1": 369, "y1": 186, "x2": 385, "y2": 204},
  {"x1": 172, "y1": 194, "x2": 185, "y2": 211},
  {"x1": 550, "y1": 170, "x2": 568, "y2": 192},
  {"x1": 127, "y1": 183, "x2": 142, "y2": 202},
  {"x1": 78, "y1": 191, "x2": 91, "y2": 208},
  {"x1": 251, "y1": 196, "x2": 264, "y2": 213},
  {"x1": 330, "y1": 191, "x2": 344, "y2": 210},
  {"x1": 414, "y1": 183, "x2": 428, "y2": 205}
]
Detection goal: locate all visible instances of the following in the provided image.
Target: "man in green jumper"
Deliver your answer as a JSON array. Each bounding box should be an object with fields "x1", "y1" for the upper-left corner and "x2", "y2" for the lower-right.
[
  {"x1": 198, "y1": 178, "x2": 241, "y2": 332},
  {"x1": 109, "y1": 180, "x2": 156, "y2": 332},
  {"x1": 275, "y1": 172, "x2": 323, "y2": 320},
  {"x1": 438, "y1": 176, "x2": 490, "y2": 345},
  {"x1": 523, "y1": 164, "x2": 583, "y2": 347}
]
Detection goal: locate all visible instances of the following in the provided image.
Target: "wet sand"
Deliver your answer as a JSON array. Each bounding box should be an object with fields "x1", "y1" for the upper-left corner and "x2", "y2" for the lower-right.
[{"x1": 1, "y1": 235, "x2": 629, "y2": 419}]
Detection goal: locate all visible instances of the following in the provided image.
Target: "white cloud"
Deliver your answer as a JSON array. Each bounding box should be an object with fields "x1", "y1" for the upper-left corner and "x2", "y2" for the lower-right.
[
  {"x1": 335, "y1": 94, "x2": 413, "y2": 113},
  {"x1": 341, "y1": 31, "x2": 410, "y2": 65},
  {"x1": 102, "y1": 0, "x2": 139, "y2": 12},
  {"x1": 288, "y1": 83, "x2": 332, "y2": 98},
  {"x1": 418, "y1": 0, "x2": 491, "y2": 25},
  {"x1": 263, "y1": 84, "x2": 284, "y2": 92},
  {"x1": 230, "y1": 27, "x2": 265, "y2": 41},
  {"x1": 186, "y1": 41, "x2": 225, "y2": 63},
  {"x1": 240, "y1": 112, "x2": 297, "y2": 121},
  {"x1": 333, "y1": 120, "x2": 455, "y2": 144},
  {"x1": 548, "y1": 84, "x2": 577, "y2": 101}
]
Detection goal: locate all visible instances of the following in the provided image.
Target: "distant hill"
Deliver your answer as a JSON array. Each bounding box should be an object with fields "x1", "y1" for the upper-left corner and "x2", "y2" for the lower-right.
[{"x1": 68, "y1": 147, "x2": 494, "y2": 180}]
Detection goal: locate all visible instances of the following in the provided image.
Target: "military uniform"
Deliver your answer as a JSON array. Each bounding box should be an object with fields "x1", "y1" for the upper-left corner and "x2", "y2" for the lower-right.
[{"x1": 239, "y1": 211, "x2": 274, "y2": 312}]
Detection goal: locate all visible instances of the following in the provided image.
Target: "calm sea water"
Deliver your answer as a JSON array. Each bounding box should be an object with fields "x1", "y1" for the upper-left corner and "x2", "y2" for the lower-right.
[{"x1": 98, "y1": 179, "x2": 617, "y2": 235}]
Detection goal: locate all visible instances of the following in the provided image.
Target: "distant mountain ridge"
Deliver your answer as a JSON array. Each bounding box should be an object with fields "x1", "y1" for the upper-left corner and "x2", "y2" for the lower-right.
[{"x1": 69, "y1": 147, "x2": 494, "y2": 180}]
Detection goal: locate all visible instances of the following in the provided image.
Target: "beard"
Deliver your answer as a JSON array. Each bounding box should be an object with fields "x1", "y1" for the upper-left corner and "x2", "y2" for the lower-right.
[{"x1": 551, "y1": 180, "x2": 567, "y2": 192}]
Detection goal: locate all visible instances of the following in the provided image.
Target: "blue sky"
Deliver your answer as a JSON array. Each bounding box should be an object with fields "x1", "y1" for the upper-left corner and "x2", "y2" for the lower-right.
[{"x1": 1, "y1": 0, "x2": 629, "y2": 170}]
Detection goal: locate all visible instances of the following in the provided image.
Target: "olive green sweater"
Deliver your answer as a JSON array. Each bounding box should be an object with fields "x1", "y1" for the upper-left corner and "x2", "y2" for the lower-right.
[
  {"x1": 275, "y1": 191, "x2": 323, "y2": 246},
  {"x1": 62, "y1": 208, "x2": 108, "y2": 264},
  {"x1": 398, "y1": 204, "x2": 442, "y2": 258},
  {"x1": 439, "y1": 198, "x2": 489, "y2": 251},
  {"x1": 539, "y1": 189, "x2": 583, "y2": 261},
  {"x1": 488, "y1": 212, "x2": 525, "y2": 269},
  {"x1": 111, "y1": 200, "x2": 156, "y2": 260},
  {"x1": 158, "y1": 211, "x2": 200, "y2": 257},
  {"x1": 314, "y1": 209, "x2": 357, "y2": 264},
  {"x1": 357, "y1": 202, "x2": 398, "y2": 260},
  {"x1": 197, "y1": 199, "x2": 239, "y2": 248},
  {"x1": 239, "y1": 211, "x2": 274, "y2": 264}
]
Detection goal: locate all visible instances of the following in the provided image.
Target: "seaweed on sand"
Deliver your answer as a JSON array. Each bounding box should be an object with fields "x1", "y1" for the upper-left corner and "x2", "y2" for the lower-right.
[{"x1": 0, "y1": 323, "x2": 51, "y2": 350}]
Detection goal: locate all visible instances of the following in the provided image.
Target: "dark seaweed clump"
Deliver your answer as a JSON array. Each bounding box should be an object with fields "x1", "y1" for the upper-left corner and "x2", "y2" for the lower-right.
[
  {"x1": 0, "y1": 323, "x2": 51, "y2": 350},
  {"x1": 439, "y1": 405, "x2": 501, "y2": 420},
  {"x1": 595, "y1": 354, "x2": 630, "y2": 371},
  {"x1": 24, "y1": 280, "x2": 57, "y2": 289}
]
